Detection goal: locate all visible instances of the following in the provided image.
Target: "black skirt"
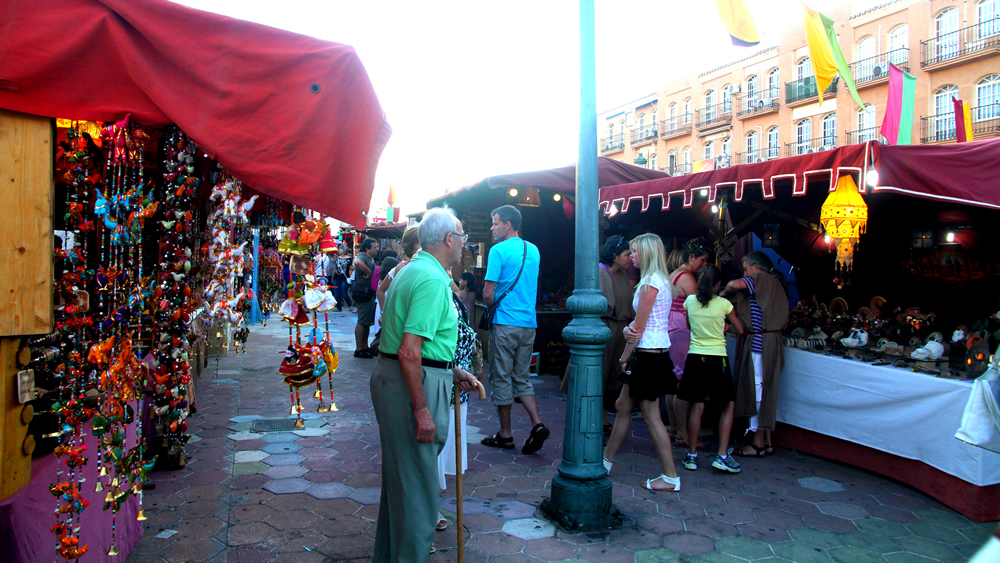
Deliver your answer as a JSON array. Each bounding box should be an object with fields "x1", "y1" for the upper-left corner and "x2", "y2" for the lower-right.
[
  {"x1": 619, "y1": 350, "x2": 677, "y2": 402},
  {"x1": 677, "y1": 353, "x2": 735, "y2": 404}
]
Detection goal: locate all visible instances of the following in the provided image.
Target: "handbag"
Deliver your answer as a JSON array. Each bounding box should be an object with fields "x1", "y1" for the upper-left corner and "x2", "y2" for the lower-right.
[{"x1": 478, "y1": 241, "x2": 527, "y2": 331}]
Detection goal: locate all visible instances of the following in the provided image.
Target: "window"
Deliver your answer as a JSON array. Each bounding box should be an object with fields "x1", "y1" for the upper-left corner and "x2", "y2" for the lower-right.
[
  {"x1": 747, "y1": 75, "x2": 759, "y2": 100},
  {"x1": 746, "y1": 130, "x2": 760, "y2": 163},
  {"x1": 822, "y1": 113, "x2": 837, "y2": 147},
  {"x1": 652, "y1": 109, "x2": 658, "y2": 131},
  {"x1": 722, "y1": 136, "x2": 731, "y2": 157},
  {"x1": 683, "y1": 98, "x2": 692, "y2": 124},
  {"x1": 976, "y1": 74, "x2": 1000, "y2": 120},
  {"x1": 858, "y1": 105, "x2": 877, "y2": 141},
  {"x1": 722, "y1": 85, "x2": 733, "y2": 113},
  {"x1": 704, "y1": 141, "x2": 714, "y2": 161},
  {"x1": 767, "y1": 126, "x2": 779, "y2": 159},
  {"x1": 606, "y1": 123, "x2": 614, "y2": 143},
  {"x1": 980, "y1": 0, "x2": 999, "y2": 38},
  {"x1": 936, "y1": 8, "x2": 960, "y2": 60},
  {"x1": 619, "y1": 119, "x2": 625, "y2": 140},
  {"x1": 767, "y1": 68, "x2": 780, "y2": 100},
  {"x1": 857, "y1": 36, "x2": 877, "y2": 82},
  {"x1": 650, "y1": 153, "x2": 658, "y2": 170},
  {"x1": 888, "y1": 25, "x2": 909, "y2": 64},
  {"x1": 797, "y1": 57, "x2": 813, "y2": 80},
  {"x1": 668, "y1": 103, "x2": 678, "y2": 131},
  {"x1": 796, "y1": 119, "x2": 812, "y2": 154},
  {"x1": 683, "y1": 146, "x2": 692, "y2": 166},
  {"x1": 704, "y1": 90, "x2": 716, "y2": 122},
  {"x1": 638, "y1": 112, "x2": 646, "y2": 129},
  {"x1": 668, "y1": 150, "x2": 677, "y2": 174},
  {"x1": 934, "y1": 85, "x2": 958, "y2": 140}
]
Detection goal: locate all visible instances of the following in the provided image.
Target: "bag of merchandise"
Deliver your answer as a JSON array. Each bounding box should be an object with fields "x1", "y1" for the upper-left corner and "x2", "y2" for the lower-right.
[{"x1": 955, "y1": 343, "x2": 1000, "y2": 454}]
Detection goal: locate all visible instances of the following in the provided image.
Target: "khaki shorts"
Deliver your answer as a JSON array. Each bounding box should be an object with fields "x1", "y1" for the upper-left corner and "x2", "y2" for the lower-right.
[
  {"x1": 356, "y1": 298, "x2": 376, "y2": 327},
  {"x1": 488, "y1": 324, "x2": 536, "y2": 406}
]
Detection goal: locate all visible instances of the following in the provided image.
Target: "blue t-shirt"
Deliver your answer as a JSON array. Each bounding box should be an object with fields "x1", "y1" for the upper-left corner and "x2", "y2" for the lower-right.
[{"x1": 485, "y1": 237, "x2": 539, "y2": 328}]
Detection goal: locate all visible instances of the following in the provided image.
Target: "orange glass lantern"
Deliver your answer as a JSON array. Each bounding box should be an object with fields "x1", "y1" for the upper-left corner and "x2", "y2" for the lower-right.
[{"x1": 820, "y1": 175, "x2": 868, "y2": 269}]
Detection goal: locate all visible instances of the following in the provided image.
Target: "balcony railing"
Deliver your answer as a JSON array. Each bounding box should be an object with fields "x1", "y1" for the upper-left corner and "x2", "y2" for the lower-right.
[
  {"x1": 785, "y1": 75, "x2": 839, "y2": 105},
  {"x1": 600, "y1": 134, "x2": 624, "y2": 154},
  {"x1": 784, "y1": 136, "x2": 837, "y2": 157},
  {"x1": 920, "y1": 18, "x2": 1000, "y2": 67},
  {"x1": 848, "y1": 48, "x2": 909, "y2": 86},
  {"x1": 737, "y1": 88, "x2": 781, "y2": 117},
  {"x1": 659, "y1": 117, "x2": 693, "y2": 139},
  {"x1": 661, "y1": 162, "x2": 692, "y2": 176},
  {"x1": 734, "y1": 147, "x2": 781, "y2": 164},
  {"x1": 845, "y1": 126, "x2": 886, "y2": 145},
  {"x1": 695, "y1": 101, "x2": 734, "y2": 128},
  {"x1": 630, "y1": 124, "x2": 659, "y2": 145},
  {"x1": 920, "y1": 104, "x2": 1000, "y2": 142}
]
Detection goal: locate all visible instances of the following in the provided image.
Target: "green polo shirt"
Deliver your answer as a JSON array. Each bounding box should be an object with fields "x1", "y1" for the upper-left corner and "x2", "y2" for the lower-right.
[{"x1": 380, "y1": 251, "x2": 458, "y2": 363}]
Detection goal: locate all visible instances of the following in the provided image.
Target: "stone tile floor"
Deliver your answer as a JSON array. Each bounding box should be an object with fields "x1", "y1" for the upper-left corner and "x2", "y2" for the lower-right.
[{"x1": 126, "y1": 313, "x2": 998, "y2": 562}]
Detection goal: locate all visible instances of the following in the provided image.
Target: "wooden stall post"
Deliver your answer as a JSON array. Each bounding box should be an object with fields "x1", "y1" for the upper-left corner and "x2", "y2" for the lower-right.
[{"x1": 0, "y1": 109, "x2": 54, "y2": 500}]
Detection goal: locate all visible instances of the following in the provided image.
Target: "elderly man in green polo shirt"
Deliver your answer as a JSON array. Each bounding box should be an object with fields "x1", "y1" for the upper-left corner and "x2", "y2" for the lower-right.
[{"x1": 370, "y1": 206, "x2": 479, "y2": 562}]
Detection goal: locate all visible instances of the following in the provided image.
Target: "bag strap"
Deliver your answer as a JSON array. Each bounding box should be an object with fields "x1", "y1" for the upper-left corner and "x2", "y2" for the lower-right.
[{"x1": 493, "y1": 241, "x2": 527, "y2": 310}]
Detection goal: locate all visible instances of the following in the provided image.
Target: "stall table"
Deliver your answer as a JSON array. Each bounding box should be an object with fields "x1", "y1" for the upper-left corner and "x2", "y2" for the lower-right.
[{"x1": 760, "y1": 344, "x2": 1000, "y2": 522}]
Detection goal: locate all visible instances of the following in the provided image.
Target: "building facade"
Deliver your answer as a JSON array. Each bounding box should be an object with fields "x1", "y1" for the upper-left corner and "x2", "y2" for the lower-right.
[{"x1": 598, "y1": 0, "x2": 1000, "y2": 173}]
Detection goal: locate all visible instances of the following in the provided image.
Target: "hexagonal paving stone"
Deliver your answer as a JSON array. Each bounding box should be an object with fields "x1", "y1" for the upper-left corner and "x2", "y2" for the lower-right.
[
  {"x1": 262, "y1": 453, "x2": 305, "y2": 466},
  {"x1": 263, "y1": 478, "x2": 312, "y2": 494},
  {"x1": 842, "y1": 531, "x2": 902, "y2": 554},
  {"x1": 635, "y1": 547, "x2": 686, "y2": 562},
  {"x1": 228, "y1": 432, "x2": 266, "y2": 442},
  {"x1": 292, "y1": 427, "x2": 331, "y2": 437},
  {"x1": 305, "y1": 482, "x2": 354, "y2": 500},
  {"x1": 895, "y1": 535, "x2": 965, "y2": 560},
  {"x1": 789, "y1": 527, "x2": 847, "y2": 548},
  {"x1": 913, "y1": 509, "x2": 973, "y2": 529},
  {"x1": 817, "y1": 501, "x2": 871, "y2": 520},
  {"x1": 705, "y1": 505, "x2": 755, "y2": 525},
  {"x1": 232, "y1": 462, "x2": 270, "y2": 476},
  {"x1": 261, "y1": 442, "x2": 303, "y2": 455},
  {"x1": 234, "y1": 450, "x2": 269, "y2": 463},
  {"x1": 501, "y1": 517, "x2": 556, "y2": 540},
  {"x1": 262, "y1": 465, "x2": 309, "y2": 479},
  {"x1": 828, "y1": 545, "x2": 885, "y2": 563},
  {"x1": 486, "y1": 500, "x2": 537, "y2": 520},
  {"x1": 260, "y1": 432, "x2": 300, "y2": 444},
  {"x1": 905, "y1": 521, "x2": 967, "y2": 545},
  {"x1": 349, "y1": 487, "x2": 381, "y2": 505},
  {"x1": 771, "y1": 541, "x2": 834, "y2": 563},
  {"x1": 714, "y1": 536, "x2": 775, "y2": 560},
  {"x1": 229, "y1": 415, "x2": 265, "y2": 423},
  {"x1": 662, "y1": 532, "x2": 716, "y2": 556},
  {"x1": 798, "y1": 476, "x2": 846, "y2": 493}
]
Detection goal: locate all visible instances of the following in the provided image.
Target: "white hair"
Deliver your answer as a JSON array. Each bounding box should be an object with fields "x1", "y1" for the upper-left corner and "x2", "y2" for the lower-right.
[{"x1": 418, "y1": 206, "x2": 460, "y2": 249}]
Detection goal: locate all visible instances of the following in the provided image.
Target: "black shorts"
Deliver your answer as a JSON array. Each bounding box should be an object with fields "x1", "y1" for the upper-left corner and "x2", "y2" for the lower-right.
[
  {"x1": 677, "y1": 353, "x2": 734, "y2": 405},
  {"x1": 618, "y1": 350, "x2": 677, "y2": 402}
]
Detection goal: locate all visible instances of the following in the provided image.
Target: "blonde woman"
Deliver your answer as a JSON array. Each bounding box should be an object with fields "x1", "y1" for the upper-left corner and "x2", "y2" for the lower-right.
[{"x1": 602, "y1": 233, "x2": 681, "y2": 493}]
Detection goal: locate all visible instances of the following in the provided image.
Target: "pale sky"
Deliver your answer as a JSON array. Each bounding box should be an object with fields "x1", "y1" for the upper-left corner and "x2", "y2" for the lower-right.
[{"x1": 172, "y1": 0, "x2": 882, "y2": 220}]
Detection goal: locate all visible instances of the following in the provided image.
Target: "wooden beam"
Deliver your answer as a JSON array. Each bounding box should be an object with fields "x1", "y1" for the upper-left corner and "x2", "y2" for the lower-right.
[{"x1": 0, "y1": 338, "x2": 31, "y2": 500}]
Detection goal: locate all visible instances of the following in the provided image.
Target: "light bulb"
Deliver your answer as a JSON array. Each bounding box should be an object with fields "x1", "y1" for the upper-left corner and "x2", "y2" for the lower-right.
[
  {"x1": 824, "y1": 235, "x2": 832, "y2": 244},
  {"x1": 946, "y1": 231, "x2": 955, "y2": 243},
  {"x1": 867, "y1": 166, "x2": 879, "y2": 188},
  {"x1": 508, "y1": 188, "x2": 518, "y2": 197},
  {"x1": 711, "y1": 205, "x2": 719, "y2": 214},
  {"x1": 699, "y1": 188, "x2": 708, "y2": 196},
  {"x1": 553, "y1": 194, "x2": 562, "y2": 202}
]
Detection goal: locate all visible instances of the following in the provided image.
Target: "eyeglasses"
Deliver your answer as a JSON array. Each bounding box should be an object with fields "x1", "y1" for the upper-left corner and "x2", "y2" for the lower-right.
[{"x1": 447, "y1": 232, "x2": 469, "y2": 243}]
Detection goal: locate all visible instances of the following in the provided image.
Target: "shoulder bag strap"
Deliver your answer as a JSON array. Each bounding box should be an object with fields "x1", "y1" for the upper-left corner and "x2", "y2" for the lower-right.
[{"x1": 493, "y1": 241, "x2": 527, "y2": 309}]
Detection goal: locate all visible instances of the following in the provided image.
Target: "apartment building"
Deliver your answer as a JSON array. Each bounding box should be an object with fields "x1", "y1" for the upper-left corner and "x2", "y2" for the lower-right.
[{"x1": 598, "y1": 0, "x2": 1000, "y2": 174}]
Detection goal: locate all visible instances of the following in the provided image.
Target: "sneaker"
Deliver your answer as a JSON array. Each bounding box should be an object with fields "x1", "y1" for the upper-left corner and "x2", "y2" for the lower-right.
[
  {"x1": 682, "y1": 453, "x2": 698, "y2": 471},
  {"x1": 712, "y1": 455, "x2": 741, "y2": 473}
]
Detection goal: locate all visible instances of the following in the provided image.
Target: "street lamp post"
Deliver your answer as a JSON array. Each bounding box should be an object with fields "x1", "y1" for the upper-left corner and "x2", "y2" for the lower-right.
[{"x1": 540, "y1": 0, "x2": 620, "y2": 532}]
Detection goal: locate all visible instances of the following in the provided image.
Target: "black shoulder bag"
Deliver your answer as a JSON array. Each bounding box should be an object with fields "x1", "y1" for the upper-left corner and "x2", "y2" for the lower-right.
[{"x1": 478, "y1": 241, "x2": 527, "y2": 331}]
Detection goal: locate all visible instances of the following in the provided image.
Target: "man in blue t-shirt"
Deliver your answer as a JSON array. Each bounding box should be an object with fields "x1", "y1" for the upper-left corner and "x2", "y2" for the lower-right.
[{"x1": 481, "y1": 205, "x2": 549, "y2": 454}]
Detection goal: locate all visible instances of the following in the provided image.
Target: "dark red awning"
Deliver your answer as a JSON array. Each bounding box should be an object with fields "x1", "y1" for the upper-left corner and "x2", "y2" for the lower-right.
[
  {"x1": 0, "y1": 0, "x2": 391, "y2": 227},
  {"x1": 600, "y1": 139, "x2": 1000, "y2": 214}
]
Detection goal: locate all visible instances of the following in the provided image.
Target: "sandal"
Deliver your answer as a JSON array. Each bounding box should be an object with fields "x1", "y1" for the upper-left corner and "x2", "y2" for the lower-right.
[
  {"x1": 603, "y1": 458, "x2": 613, "y2": 473},
  {"x1": 481, "y1": 432, "x2": 514, "y2": 450},
  {"x1": 435, "y1": 512, "x2": 448, "y2": 531},
  {"x1": 732, "y1": 443, "x2": 767, "y2": 458},
  {"x1": 522, "y1": 423, "x2": 550, "y2": 455},
  {"x1": 429, "y1": 544, "x2": 436, "y2": 555},
  {"x1": 641, "y1": 474, "x2": 681, "y2": 493}
]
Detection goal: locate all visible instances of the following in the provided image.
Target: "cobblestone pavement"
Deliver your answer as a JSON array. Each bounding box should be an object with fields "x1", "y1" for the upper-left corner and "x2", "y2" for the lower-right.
[{"x1": 126, "y1": 313, "x2": 997, "y2": 562}]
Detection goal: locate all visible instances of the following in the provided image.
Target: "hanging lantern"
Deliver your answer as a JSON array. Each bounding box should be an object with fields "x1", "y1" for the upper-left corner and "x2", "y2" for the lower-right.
[
  {"x1": 820, "y1": 175, "x2": 868, "y2": 270},
  {"x1": 509, "y1": 187, "x2": 541, "y2": 207}
]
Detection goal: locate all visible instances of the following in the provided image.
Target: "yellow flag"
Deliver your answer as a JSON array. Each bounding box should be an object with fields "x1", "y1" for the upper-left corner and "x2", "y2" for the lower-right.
[{"x1": 803, "y1": 6, "x2": 838, "y2": 101}]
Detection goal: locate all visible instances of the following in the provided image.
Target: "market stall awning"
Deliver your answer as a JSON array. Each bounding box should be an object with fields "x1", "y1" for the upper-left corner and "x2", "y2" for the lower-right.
[
  {"x1": 361, "y1": 222, "x2": 406, "y2": 240},
  {"x1": 429, "y1": 156, "x2": 669, "y2": 205},
  {"x1": 0, "y1": 0, "x2": 391, "y2": 227},
  {"x1": 600, "y1": 138, "x2": 1000, "y2": 214}
]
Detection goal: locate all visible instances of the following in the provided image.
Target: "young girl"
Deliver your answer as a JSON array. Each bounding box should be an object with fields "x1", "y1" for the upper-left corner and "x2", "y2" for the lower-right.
[{"x1": 679, "y1": 264, "x2": 744, "y2": 473}]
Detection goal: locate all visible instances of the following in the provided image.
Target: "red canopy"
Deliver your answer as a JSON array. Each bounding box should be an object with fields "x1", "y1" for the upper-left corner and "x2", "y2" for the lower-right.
[
  {"x1": 0, "y1": 0, "x2": 391, "y2": 227},
  {"x1": 600, "y1": 138, "x2": 1000, "y2": 214},
  {"x1": 429, "y1": 156, "x2": 669, "y2": 205}
]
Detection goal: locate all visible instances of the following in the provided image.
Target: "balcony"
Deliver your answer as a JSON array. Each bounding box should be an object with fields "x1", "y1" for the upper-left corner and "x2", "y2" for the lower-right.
[
  {"x1": 920, "y1": 18, "x2": 1000, "y2": 70},
  {"x1": 695, "y1": 102, "x2": 733, "y2": 129},
  {"x1": 845, "y1": 126, "x2": 886, "y2": 145},
  {"x1": 785, "y1": 75, "x2": 839, "y2": 107},
  {"x1": 659, "y1": 117, "x2": 693, "y2": 140},
  {"x1": 733, "y1": 147, "x2": 781, "y2": 164},
  {"x1": 661, "y1": 162, "x2": 692, "y2": 176},
  {"x1": 600, "y1": 134, "x2": 624, "y2": 154},
  {"x1": 848, "y1": 49, "x2": 909, "y2": 90},
  {"x1": 920, "y1": 104, "x2": 1000, "y2": 143},
  {"x1": 737, "y1": 89, "x2": 780, "y2": 119},
  {"x1": 630, "y1": 124, "x2": 659, "y2": 146},
  {"x1": 784, "y1": 136, "x2": 837, "y2": 157}
]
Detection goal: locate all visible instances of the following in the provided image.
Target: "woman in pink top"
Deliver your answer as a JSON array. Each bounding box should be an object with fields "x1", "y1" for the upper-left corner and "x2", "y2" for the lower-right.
[{"x1": 666, "y1": 238, "x2": 711, "y2": 448}]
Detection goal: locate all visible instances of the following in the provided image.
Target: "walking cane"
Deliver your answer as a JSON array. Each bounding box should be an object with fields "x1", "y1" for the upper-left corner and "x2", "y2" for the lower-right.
[{"x1": 455, "y1": 380, "x2": 486, "y2": 562}]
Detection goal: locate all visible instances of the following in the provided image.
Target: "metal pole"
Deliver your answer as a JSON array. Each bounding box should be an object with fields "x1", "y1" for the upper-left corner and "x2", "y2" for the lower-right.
[
  {"x1": 249, "y1": 224, "x2": 262, "y2": 324},
  {"x1": 541, "y1": 0, "x2": 618, "y2": 532}
]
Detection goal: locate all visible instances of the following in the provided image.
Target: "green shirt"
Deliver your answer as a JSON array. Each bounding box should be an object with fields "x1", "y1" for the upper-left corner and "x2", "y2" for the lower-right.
[
  {"x1": 684, "y1": 294, "x2": 733, "y2": 356},
  {"x1": 380, "y1": 251, "x2": 458, "y2": 363}
]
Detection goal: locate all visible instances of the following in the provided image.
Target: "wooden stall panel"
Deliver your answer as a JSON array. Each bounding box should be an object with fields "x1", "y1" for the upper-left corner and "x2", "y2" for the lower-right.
[{"x1": 0, "y1": 109, "x2": 53, "y2": 337}]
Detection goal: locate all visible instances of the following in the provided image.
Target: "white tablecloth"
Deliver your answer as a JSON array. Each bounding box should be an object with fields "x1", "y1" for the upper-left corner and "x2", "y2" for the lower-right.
[{"x1": 728, "y1": 340, "x2": 1000, "y2": 486}]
